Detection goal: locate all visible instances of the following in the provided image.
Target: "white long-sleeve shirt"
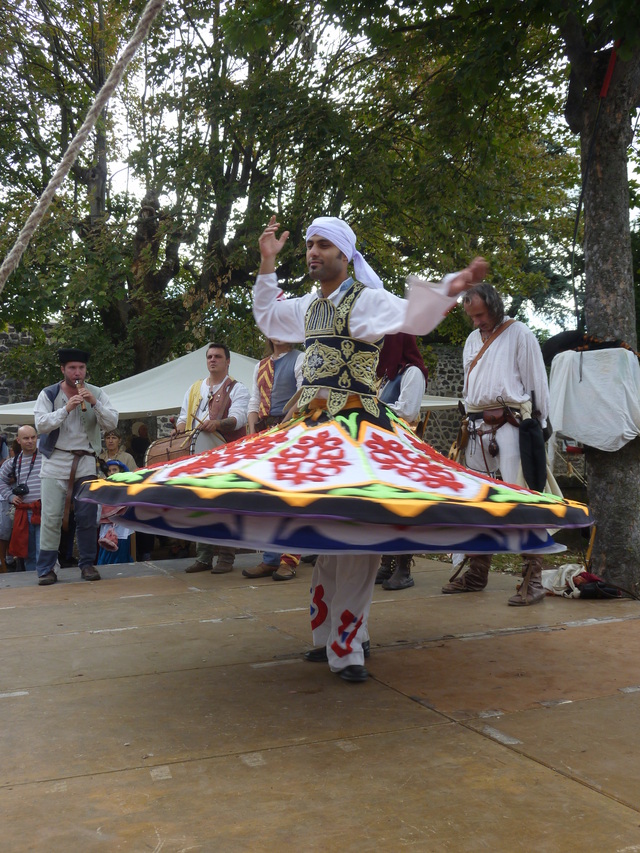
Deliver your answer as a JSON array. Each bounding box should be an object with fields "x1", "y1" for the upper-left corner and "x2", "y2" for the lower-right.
[
  {"x1": 177, "y1": 377, "x2": 250, "y2": 429},
  {"x1": 384, "y1": 366, "x2": 427, "y2": 423},
  {"x1": 252, "y1": 273, "x2": 460, "y2": 344},
  {"x1": 463, "y1": 321, "x2": 549, "y2": 424},
  {"x1": 34, "y1": 385, "x2": 118, "y2": 478}
]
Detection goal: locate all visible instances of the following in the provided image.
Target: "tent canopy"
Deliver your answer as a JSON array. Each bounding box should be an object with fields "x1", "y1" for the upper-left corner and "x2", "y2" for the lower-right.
[
  {"x1": 0, "y1": 341, "x2": 460, "y2": 427},
  {"x1": 0, "y1": 345, "x2": 259, "y2": 425}
]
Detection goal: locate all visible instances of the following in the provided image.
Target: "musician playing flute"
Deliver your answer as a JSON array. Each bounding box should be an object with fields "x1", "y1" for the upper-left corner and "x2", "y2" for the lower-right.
[{"x1": 34, "y1": 347, "x2": 118, "y2": 585}]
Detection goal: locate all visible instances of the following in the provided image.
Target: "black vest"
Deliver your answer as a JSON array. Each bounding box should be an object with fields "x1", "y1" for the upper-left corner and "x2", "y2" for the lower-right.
[{"x1": 299, "y1": 281, "x2": 382, "y2": 416}]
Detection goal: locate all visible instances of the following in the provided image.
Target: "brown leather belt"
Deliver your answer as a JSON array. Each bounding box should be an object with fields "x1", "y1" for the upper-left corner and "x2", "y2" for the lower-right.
[{"x1": 57, "y1": 449, "x2": 96, "y2": 531}]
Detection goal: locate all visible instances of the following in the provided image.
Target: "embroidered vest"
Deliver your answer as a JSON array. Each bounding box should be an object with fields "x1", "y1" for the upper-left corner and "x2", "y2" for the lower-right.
[{"x1": 299, "y1": 281, "x2": 382, "y2": 416}]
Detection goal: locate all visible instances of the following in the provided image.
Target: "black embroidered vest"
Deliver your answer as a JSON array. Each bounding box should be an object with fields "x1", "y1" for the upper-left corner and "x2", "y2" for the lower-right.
[{"x1": 299, "y1": 281, "x2": 382, "y2": 416}]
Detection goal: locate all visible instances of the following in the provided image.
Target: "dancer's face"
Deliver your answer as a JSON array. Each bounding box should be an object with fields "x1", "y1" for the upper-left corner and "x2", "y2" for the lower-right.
[{"x1": 306, "y1": 235, "x2": 348, "y2": 292}]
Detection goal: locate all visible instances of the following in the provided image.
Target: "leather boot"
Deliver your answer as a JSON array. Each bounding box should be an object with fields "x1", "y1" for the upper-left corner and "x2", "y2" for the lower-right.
[
  {"x1": 376, "y1": 555, "x2": 395, "y2": 584},
  {"x1": 442, "y1": 554, "x2": 491, "y2": 593},
  {"x1": 382, "y1": 554, "x2": 415, "y2": 590},
  {"x1": 508, "y1": 555, "x2": 545, "y2": 606}
]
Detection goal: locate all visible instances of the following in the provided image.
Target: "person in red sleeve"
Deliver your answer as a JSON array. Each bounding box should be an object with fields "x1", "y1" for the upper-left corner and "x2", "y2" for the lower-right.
[{"x1": 0, "y1": 425, "x2": 42, "y2": 571}]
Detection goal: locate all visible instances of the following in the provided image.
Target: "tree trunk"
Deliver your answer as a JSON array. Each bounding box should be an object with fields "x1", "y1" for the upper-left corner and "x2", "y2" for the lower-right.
[{"x1": 580, "y1": 49, "x2": 640, "y2": 592}]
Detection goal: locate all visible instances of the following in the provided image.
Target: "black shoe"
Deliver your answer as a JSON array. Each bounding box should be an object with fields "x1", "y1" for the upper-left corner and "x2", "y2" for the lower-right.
[
  {"x1": 375, "y1": 556, "x2": 395, "y2": 584},
  {"x1": 38, "y1": 571, "x2": 58, "y2": 586},
  {"x1": 58, "y1": 557, "x2": 78, "y2": 568},
  {"x1": 304, "y1": 646, "x2": 328, "y2": 662},
  {"x1": 304, "y1": 640, "x2": 370, "y2": 663},
  {"x1": 337, "y1": 665, "x2": 369, "y2": 683},
  {"x1": 382, "y1": 574, "x2": 415, "y2": 590}
]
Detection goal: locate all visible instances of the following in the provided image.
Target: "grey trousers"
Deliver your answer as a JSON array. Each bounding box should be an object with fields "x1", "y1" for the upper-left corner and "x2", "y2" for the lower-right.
[{"x1": 37, "y1": 476, "x2": 98, "y2": 576}]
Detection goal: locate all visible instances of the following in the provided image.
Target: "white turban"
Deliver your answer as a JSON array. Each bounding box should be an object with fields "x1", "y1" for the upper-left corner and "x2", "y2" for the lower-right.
[{"x1": 305, "y1": 216, "x2": 383, "y2": 290}]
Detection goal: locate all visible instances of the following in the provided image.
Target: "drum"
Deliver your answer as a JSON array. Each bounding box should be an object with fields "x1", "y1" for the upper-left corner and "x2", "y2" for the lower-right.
[{"x1": 144, "y1": 428, "x2": 225, "y2": 467}]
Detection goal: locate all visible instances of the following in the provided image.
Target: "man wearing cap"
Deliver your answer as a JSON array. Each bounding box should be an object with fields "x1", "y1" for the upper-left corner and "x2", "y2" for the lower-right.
[
  {"x1": 254, "y1": 215, "x2": 487, "y2": 682},
  {"x1": 34, "y1": 347, "x2": 118, "y2": 585}
]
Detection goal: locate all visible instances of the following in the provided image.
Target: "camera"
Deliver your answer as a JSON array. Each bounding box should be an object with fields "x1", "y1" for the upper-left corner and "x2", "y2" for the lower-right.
[{"x1": 12, "y1": 483, "x2": 29, "y2": 497}]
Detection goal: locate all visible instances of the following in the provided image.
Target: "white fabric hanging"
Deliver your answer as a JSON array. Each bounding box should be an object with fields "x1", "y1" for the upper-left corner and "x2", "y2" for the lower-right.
[{"x1": 549, "y1": 348, "x2": 640, "y2": 452}]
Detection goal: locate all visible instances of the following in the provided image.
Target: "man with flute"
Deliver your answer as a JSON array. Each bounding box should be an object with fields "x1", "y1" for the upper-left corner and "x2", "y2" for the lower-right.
[{"x1": 34, "y1": 347, "x2": 118, "y2": 585}]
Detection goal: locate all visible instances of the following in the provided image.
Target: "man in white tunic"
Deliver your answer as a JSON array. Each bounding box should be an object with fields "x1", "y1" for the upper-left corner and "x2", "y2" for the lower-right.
[
  {"x1": 177, "y1": 342, "x2": 250, "y2": 574},
  {"x1": 254, "y1": 215, "x2": 487, "y2": 682},
  {"x1": 34, "y1": 348, "x2": 118, "y2": 585},
  {"x1": 442, "y1": 283, "x2": 550, "y2": 605}
]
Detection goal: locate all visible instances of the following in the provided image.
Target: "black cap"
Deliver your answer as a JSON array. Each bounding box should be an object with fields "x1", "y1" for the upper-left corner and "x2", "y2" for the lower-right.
[{"x1": 58, "y1": 347, "x2": 90, "y2": 364}]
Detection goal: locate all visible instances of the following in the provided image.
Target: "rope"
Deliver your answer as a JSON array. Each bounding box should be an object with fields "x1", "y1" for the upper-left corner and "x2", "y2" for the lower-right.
[{"x1": 0, "y1": 0, "x2": 166, "y2": 296}]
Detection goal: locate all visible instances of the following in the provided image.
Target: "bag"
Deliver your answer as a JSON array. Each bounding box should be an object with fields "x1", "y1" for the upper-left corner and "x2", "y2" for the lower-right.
[
  {"x1": 482, "y1": 407, "x2": 507, "y2": 427},
  {"x1": 576, "y1": 581, "x2": 623, "y2": 599},
  {"x1": 519, "y1": 417, "x2": 547, "y2": 492},
  {"x1": 541, "y1": 564, "x2": 622, "y2": 599},
  {"x1": 98, "y1": 524, "x2": 119, "y2": 552}
]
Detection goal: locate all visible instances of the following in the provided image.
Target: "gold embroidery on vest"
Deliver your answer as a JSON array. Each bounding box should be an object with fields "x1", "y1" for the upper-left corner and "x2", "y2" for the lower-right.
[{"x1": 302, "y1": 282, "x2": 382, "y2": 415}]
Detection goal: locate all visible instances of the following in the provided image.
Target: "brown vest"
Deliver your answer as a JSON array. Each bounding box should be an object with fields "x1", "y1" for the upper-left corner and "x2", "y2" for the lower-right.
[{"x1": 208, "y1": 377, "x2": 246, "y2": 442}]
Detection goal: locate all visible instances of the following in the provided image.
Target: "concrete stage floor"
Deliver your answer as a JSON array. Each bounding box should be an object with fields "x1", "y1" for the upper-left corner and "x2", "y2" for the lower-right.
[{"x1": 2, "y1": 553, "x2": 640, "y2": 852}]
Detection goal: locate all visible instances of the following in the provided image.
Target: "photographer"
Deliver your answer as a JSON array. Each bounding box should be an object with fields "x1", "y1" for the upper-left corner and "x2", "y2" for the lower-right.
[{"x1": 0, "y1": 425, "x2": 42, "y2": 571}]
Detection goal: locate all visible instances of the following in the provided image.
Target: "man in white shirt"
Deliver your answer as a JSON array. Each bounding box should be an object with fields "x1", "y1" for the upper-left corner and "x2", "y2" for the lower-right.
[
  {"x1": 177, "y1": 342, "x2": 250, "y2": 574},
  {"x1": 442, "y1": 283, "x2": 550, "y2": 606},
  {"x1": 254, "y1": 215, "x2": 487, "y2": 681},
  {"x1": 34, "y1": 347, "x2": 118, "y2": 585}
]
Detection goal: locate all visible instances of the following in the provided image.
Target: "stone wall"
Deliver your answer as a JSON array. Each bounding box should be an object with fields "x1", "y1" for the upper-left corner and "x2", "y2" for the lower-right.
[
  {"x1": 0, "y1": 327, "x2": 35, "y2": 405},
  {"x1": 0, "y1": 327, "x2": 39, "y2": 445},
  {"x1": 421, "y1": 344, "x2": 464, "y2": 455}
]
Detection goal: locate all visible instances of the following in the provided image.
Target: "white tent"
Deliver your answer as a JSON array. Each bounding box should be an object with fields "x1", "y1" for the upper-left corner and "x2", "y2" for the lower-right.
[
  {"x1": 0, "y1": 345, "x2": 259, "y2": 425},
  {"x1": 0, "y1": 340, "x2": 460, "y2": 427}
]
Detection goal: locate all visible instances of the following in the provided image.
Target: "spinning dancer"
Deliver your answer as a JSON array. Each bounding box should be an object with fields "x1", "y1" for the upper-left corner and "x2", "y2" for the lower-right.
[{"x1": 79, "y1": 219, "x2": 591, "y2": 683}]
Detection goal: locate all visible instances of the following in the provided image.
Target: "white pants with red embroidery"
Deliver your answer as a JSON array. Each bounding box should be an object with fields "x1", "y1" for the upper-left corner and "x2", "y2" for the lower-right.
[{"x1": 310, "y1": 554, "x2": 380, "y2": 671}]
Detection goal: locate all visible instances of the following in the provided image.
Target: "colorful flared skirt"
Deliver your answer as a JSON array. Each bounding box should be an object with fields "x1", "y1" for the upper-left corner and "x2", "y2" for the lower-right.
[{"x1": 80, "y1": 406, "x2": 591, "y2": 555}]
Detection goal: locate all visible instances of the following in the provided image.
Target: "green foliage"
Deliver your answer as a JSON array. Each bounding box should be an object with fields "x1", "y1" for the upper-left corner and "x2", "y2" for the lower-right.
[{"x1": 0, "y1": 0, "x2": 595, "y2": 383}]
